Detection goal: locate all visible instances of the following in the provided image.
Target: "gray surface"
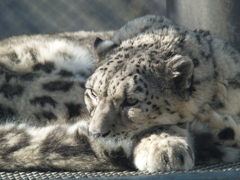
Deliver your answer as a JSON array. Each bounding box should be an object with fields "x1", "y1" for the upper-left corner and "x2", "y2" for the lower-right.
[
  {"x1": 167, "y1": 0, "x2": 240, "y2": 51},
  {"x1": 1, "y1": 162, "x2": 240, "y2": 179}
]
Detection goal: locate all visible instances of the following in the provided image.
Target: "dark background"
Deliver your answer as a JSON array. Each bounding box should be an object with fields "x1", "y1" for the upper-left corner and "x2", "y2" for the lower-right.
[
  {"x1": 1, "y1": 0, "x2": 240, "y2": 51},
  {"x1": 0, "y1": 0, "x2": 166, "y2": 38}
]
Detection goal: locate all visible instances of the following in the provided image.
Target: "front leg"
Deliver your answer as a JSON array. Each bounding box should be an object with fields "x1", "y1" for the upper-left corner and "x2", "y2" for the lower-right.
[{"x1": 133, "y1": 125, "x2": 195, "y2": 172}]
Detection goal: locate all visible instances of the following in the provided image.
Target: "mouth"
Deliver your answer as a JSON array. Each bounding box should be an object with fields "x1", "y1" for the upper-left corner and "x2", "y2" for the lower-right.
[{"x1": 102, "y1": 130, "x2": 111, "y2": 137}]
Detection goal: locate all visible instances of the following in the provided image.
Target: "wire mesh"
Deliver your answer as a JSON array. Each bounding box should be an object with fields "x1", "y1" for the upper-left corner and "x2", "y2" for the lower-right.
[{"x1": 0, "y1": 0, "x2": 166, "y2": 40}]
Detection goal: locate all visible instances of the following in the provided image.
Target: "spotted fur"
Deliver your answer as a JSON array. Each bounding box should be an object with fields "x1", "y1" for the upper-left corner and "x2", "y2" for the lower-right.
[
  {"x1": 0, "y1": 15, "x2": 239, "y2": 172},
  {"x1": 0, "y1": 31, "x2": 113, "y2": 125}
]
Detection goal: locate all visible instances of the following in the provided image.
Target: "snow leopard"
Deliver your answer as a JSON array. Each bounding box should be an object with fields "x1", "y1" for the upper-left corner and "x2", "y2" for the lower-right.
[{"x1": 0, "y1": 15, "x2": 239, "y2": 172}]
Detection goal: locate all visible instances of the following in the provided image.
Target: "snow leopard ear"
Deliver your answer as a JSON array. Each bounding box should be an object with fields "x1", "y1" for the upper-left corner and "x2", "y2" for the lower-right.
[
  {"x1": 167, "y1": 55, "x2": 195, "y2": 97},
  {"x1": 94, "y1": 37, "x2": 117, "y2": 55}
]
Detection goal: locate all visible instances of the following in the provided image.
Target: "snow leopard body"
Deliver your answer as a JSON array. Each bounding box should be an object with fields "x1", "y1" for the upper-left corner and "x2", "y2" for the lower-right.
[{"x1": 0, "y1": 15, "x2": 239, "y2": 172}]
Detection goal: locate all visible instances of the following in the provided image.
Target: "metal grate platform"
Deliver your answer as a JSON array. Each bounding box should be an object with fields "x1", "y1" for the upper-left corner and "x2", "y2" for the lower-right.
[{"x1": 1, "y1": 162, "x2": 240, "y2": 180}]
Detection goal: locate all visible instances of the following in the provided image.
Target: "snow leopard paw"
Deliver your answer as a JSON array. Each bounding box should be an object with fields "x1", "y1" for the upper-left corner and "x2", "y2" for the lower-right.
[{"x1": 133, "y1": 133, "x2": 194, "y2": 172}]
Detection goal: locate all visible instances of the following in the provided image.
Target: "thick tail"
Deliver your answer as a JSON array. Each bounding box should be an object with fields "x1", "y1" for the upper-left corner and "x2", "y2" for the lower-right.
[{"x1": 0, "y1": 121, "x2": 134, "y2": 171}]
